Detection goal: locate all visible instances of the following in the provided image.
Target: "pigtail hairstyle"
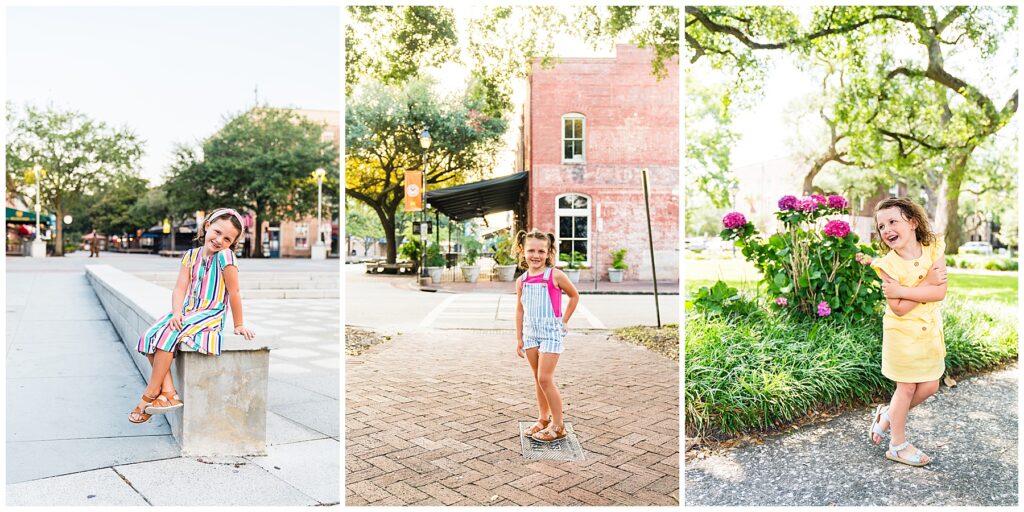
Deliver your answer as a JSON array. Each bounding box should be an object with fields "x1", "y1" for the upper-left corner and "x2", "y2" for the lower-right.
[
  {"x1": 194, "y1": 209, "x2": 245, "y2": 250},
  {"x1": 514, "y1": 228, "x2": 557, "y2": 269},
  {"x1": 874, "y1": 197, "x2": 937, "y2": 255}
]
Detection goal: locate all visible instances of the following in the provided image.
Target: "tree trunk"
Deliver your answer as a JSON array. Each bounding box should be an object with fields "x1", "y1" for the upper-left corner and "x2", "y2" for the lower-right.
[
  {"x1": 54, "y1": 205, "x2": 64, "y2": 256},
  {"x1": 251, "y1": 204, "x2": 265, "y2": 258},
  {"x1": 375, "y1": 206, "x2": 398, "y2": 264},
  {"x1": 941, "y1": 146, "x2": 976, "y2": 254}
]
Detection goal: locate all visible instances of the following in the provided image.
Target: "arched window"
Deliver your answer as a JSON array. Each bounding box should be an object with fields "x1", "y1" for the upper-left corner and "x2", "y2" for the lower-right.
[
  {"x1": 555, "y1": 193, "x2": 591, "y2": 266},
  {"x1": 561, "y1": 113, "x2": 585, "y2": 163}
]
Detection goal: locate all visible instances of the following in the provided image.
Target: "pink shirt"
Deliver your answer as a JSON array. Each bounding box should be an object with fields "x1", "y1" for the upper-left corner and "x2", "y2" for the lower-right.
[{"x1": 517, "y1": 267, "x2": 562, "y2": 317}]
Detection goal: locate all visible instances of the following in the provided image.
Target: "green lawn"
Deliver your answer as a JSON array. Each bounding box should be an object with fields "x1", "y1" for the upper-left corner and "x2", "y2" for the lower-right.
[{"x1": 685, "y1": 259, "x2": 1018, "y2": 304}]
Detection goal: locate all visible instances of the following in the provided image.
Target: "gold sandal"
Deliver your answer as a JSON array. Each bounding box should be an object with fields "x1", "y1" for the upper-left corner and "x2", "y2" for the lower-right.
[
  {"x1": 129, "y1": 392, "x2": 159, "y2": 424},
  {"x1": 145, "y1": 389, "x2": 184, "y2": 414},
  {"x1": 532, "y1": 423, "x2": 567, "y2": 443},
  {"x1": 523, "y1": 417, "x2": 551, "y2": 436}
]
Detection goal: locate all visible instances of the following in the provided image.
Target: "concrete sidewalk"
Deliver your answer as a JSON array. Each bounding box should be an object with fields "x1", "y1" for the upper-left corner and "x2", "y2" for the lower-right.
[
  {"x1": 685, "y1": 365, "x2": 1018, "y2": 506},
  {"x1": 346, "y1": 328, "x2": 679, "y2": 506},
  {"x1": 419, "y1": 278, "x2": 680, "y2": 295},
  {"x1": 6, "y1": 264, "x2": 339, "y2": 506}
]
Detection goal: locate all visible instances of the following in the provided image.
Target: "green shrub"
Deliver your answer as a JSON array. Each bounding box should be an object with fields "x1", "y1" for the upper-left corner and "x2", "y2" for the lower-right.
[
  {"x1": 611, "y1": 248, "x2": 628, "y2": 270},
  {"x1": 983, "y1": 258, "x2": 1018, "y2": 271},
  {"x1": 426, "y1": 242, "x2": 445, "y2": 267},
  {"x1": 721, "y1": 194, "x2": 883, "y2": 321},
  {"x1": 685, "y1": 298, "x2": 1017, "y2": 439},
  {"x1": 689, "y1": 280, "x2": 759, "y2": 318},
  {"x1": 493, "y1": 235, "x2": 516, "y2": 266},
  {"x1": 945, "y1": 255, "x2": 956, "y2": 267},
  {"x1": 398, "y1": 239, "x2": 421, "y2": 262},
  {"x1": 462, "y1": 238, "x2": 481, "y2": 266}
]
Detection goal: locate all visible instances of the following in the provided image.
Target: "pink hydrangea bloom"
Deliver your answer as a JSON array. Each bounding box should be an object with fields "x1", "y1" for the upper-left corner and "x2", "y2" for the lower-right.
[
  {"x1": 817, "y1": 301, "x2": 832, "y2": 317},
  {"x1": 826, "y1": 195, "x2": 848, "y2": 209},
  {"x1": 811, "y1": 194, "x2": 827, "y2": 205},
  {"x1": 797, "y1": 198, "x2": 818, "y2": 212},
  {"x1": 722, "y1": 211, "x2": 747, "y2": 229},
  {"x1": 778, "y1": 195, "x2": 799, "y2": 211},
  {"x1": 823, "y1": 220, "x2": 851, "y2": 238},
  {"x1": 775, "y1": 297, "x2": 788, "y2": 307}
]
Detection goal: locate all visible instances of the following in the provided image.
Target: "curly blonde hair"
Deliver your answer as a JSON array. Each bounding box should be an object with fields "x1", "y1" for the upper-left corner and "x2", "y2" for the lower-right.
[
  {"x1": 874, "y1": 197, "x2": 937, "y2": 254},
  {"x1": 513, "y1": 229, "x2": 556, "y2": 269}
]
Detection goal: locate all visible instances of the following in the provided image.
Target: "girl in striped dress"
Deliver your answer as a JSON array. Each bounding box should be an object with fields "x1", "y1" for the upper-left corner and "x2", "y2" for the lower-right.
[
  {"x1": 129, "y1": 208, "x2": 256, "y2": 424},
  {"x1": 514, "y1": 229, "x2": 580, "y2": 442}
]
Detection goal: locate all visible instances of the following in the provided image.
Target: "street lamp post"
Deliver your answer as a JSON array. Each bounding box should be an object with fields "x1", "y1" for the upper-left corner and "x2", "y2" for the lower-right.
[
  {"x1": 31, "y1": 165, "x2": 45, "y2": 258},
  {"x1": 311, "y1": 167, "x2": 327, "y2": 260},
  {"x1": 419, "y1": 129, "x2": 432, "y2": 284}
]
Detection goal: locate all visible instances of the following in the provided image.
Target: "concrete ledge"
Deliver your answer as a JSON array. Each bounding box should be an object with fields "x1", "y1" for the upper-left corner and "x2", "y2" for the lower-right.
[{"x1": 85, "y1": 265, "x2": 276, "y2": 457}]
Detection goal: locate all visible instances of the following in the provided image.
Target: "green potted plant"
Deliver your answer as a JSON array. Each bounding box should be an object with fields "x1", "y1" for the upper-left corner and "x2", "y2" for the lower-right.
[
  {"x1": 397, "y1": 239, "x2": 421, "y2": 273},
  {"x1": 426, "y1": 242, "x2": 445, "y2": 283},
  {"x1": 493, "y1": 234, "x2": 517, "y2": 282},
  {"x1": 608, "y1": 248, "x2": 628, "y2": 283},
  {"x1": 460, "y1": 238, "x2": 482, "y2": 283},
  {"x1": 560, "y1": 250, "x2": 586, "y2": 284}
]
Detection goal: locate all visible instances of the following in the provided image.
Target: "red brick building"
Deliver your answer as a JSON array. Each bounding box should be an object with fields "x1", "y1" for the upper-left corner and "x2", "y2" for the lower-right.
[{"x1": 522, "y1": 44, "x2": 679, "y2": 280}]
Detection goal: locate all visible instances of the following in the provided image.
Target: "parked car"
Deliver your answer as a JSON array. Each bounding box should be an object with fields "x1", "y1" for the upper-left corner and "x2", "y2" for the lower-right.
[{"x1": 959, "y1": 241, "x2": 993, "y2": 255}]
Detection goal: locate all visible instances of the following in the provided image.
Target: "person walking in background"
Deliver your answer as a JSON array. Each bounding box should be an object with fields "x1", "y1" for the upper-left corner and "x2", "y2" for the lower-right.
[
  {"x1": 129, "y1": 208, "x2": 256, "y2": 423},
  {"x1": 88, "y1": 229, "x2": 101, "y2": 257},
  {"x1": 514, "y1": 229, "x2": 580, "y2": 443},
  {"x1": 857, "y1": 197, "x2": 947, "y2": 467}
]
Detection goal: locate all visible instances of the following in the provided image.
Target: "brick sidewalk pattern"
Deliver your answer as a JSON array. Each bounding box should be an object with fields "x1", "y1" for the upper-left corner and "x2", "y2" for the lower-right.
[{"x1": 346, "y1": 329, "x2": 679, "y2": 506}]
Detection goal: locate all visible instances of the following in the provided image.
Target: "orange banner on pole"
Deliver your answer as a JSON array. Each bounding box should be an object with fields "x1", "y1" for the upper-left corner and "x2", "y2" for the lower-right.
[{"x1": 404, "y1": 171, "x2": 423, "y2": 212}]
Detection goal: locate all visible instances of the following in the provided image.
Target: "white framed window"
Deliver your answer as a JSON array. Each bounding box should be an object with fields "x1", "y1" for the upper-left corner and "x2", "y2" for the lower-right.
[
  {"x1": 295, "y1": 223, "x2": 309, "y2": 250},
  {"x1": 561, "y1": 113, "x2": 585, "y2": 163},
  {"x1": 555, "y1": 193, "x2": 591, "y2": 267}
]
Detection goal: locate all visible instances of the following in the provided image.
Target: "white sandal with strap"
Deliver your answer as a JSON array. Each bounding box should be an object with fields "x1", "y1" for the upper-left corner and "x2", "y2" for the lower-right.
[
  {"x1": 886, "y1": 440, "x2": 930, "y2": 467},
  {"x1": 868, "y1": 404, "x2": 890, "y2": 445}
]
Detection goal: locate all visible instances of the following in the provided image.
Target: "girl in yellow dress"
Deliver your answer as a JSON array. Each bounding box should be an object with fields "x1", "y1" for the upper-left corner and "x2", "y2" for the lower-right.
[{"x1": 856, "y1": 197, "x2": 947, "y2": 467}]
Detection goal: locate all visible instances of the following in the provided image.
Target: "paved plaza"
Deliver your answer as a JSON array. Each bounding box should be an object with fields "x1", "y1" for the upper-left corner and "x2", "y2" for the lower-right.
[
  {"x1": 5, "y1": 253, "x2": 339, "y2": 506},
  {"x1": 346, "y1": 329, "x2": 679, "y2": 505}
]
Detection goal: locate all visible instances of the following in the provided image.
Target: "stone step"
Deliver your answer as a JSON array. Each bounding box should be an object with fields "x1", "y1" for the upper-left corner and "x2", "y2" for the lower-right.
[
  {"x1": 242, "y1": 289, "x2": 340, "y2": 300},
  {"x1": 138, "y1": 273, "x2": 339, "y2": 292}
]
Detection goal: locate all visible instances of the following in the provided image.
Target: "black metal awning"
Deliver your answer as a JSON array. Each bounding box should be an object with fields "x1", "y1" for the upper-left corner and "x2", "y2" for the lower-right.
[{"x1": 424, "y1": 172, "x2": 527, "y2": 221}]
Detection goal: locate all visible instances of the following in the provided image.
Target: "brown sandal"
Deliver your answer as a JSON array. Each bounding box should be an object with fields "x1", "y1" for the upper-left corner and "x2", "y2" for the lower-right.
[
  {"x1": 129, "y1": 393, "x2": 158, "y2": 424},
  {"x1": 145, "y1": 389, "x2": 184, "y2": 414},
  {"x1": 523, "y1": 417, "x2": 551, "y2": 436},
  {"x1": 532, "y1": 423, "x2": 567, "y2": 443}
]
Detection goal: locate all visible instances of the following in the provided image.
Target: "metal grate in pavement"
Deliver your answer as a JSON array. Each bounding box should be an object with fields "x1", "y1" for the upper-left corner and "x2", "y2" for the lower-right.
[{"x1": 518, "y1": 421, "x2": 586, "y2": 461}]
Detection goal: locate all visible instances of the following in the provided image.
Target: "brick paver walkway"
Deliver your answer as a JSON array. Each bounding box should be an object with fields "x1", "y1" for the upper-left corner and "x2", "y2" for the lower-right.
[{"x1": 345, "y1": 329, "x2": 679, "y2": 506}]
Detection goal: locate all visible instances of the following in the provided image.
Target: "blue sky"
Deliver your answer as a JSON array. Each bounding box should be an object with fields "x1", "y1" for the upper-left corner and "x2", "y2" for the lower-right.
[{"x1": 7, "y1": 6, "x2": 339, "y2": 184}]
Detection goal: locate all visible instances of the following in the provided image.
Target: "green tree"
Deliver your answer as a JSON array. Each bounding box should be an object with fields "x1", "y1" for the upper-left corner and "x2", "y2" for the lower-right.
[
  {"x1": 345, "y1": 6, "x2": 459, "y2": 96},
  {"x1": 346, "y1": 79, "x2": 506, "y2": 263},
  {"x1": 686, "y1": 6, "x2": 1018, "y2": 252},
  {"x1": 6, "y1": 104, "x2": 143, "y2": 255},
  {"x1": 199, "y1": 108, "x2": 338, "y2": 257},
  {"x1": 86, "y1": 173, "x2": 150, "y2": 236}
]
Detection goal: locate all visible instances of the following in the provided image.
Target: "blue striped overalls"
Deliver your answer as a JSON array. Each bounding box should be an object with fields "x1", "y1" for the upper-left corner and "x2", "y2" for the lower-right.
[{"x1": 521, "y1": 267, "x2": 565, "y2": 354}]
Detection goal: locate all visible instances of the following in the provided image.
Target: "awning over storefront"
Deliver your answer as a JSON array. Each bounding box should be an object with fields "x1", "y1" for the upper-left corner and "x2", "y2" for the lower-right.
[
  {"x1": 424, "y1": 172, "x2": 527, "y2": 222},
  {"x1": 6, "y1": 207, "x2": 49, "y2": 225}
]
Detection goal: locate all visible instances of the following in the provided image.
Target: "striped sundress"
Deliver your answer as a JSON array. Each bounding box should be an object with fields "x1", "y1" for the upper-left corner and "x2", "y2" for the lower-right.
[{"x1": 138, "y1": 247, "x2": 237, "y2": 356}]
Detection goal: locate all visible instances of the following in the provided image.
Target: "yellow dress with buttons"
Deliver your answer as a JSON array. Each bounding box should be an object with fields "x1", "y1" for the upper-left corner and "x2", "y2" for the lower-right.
[{"x1": 870, "y1": 240, "x2": 946, "y2": 382}]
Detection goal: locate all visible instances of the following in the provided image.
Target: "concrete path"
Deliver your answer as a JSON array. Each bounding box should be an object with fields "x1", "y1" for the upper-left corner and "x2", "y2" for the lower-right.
[
  {"x1": 6, "y1": 256, "x2": 339, "y2": 506},
  {"x1": 346, "y1": 328, "x2": 679, "y2": 506},
  {"x1": 685, "y1": 365, "x2": 1018, "y2": 506}
]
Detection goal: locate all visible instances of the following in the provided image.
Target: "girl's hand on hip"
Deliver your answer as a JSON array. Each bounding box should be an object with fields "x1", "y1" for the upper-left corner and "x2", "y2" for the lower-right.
[
  {"x1": 234, "y1": 325, "x2": 256, "y2": 340},
  {"x1": 170, "y1": 313, "x2": 184, "y2": 331},
  {"x1": 516, "y1": 340, "x2": 525, "y2": 358},
  {"x1": 561, "y1": 321, "x2": 569, "y2": 336}
]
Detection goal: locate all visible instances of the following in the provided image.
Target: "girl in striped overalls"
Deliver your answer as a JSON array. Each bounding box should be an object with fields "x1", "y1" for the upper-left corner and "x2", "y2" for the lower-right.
[
  {"x1": 128, "y1": 208, "x2": 256, "y2": 424},
  {"x1": 514, "y1": 229, "x2": 580, "y2": 442}
]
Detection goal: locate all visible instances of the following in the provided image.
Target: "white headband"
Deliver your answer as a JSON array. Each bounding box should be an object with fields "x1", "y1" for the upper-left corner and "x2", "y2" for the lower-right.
[{"x1": 207, "y1": 208, "x2": 245, "y2": 230}]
